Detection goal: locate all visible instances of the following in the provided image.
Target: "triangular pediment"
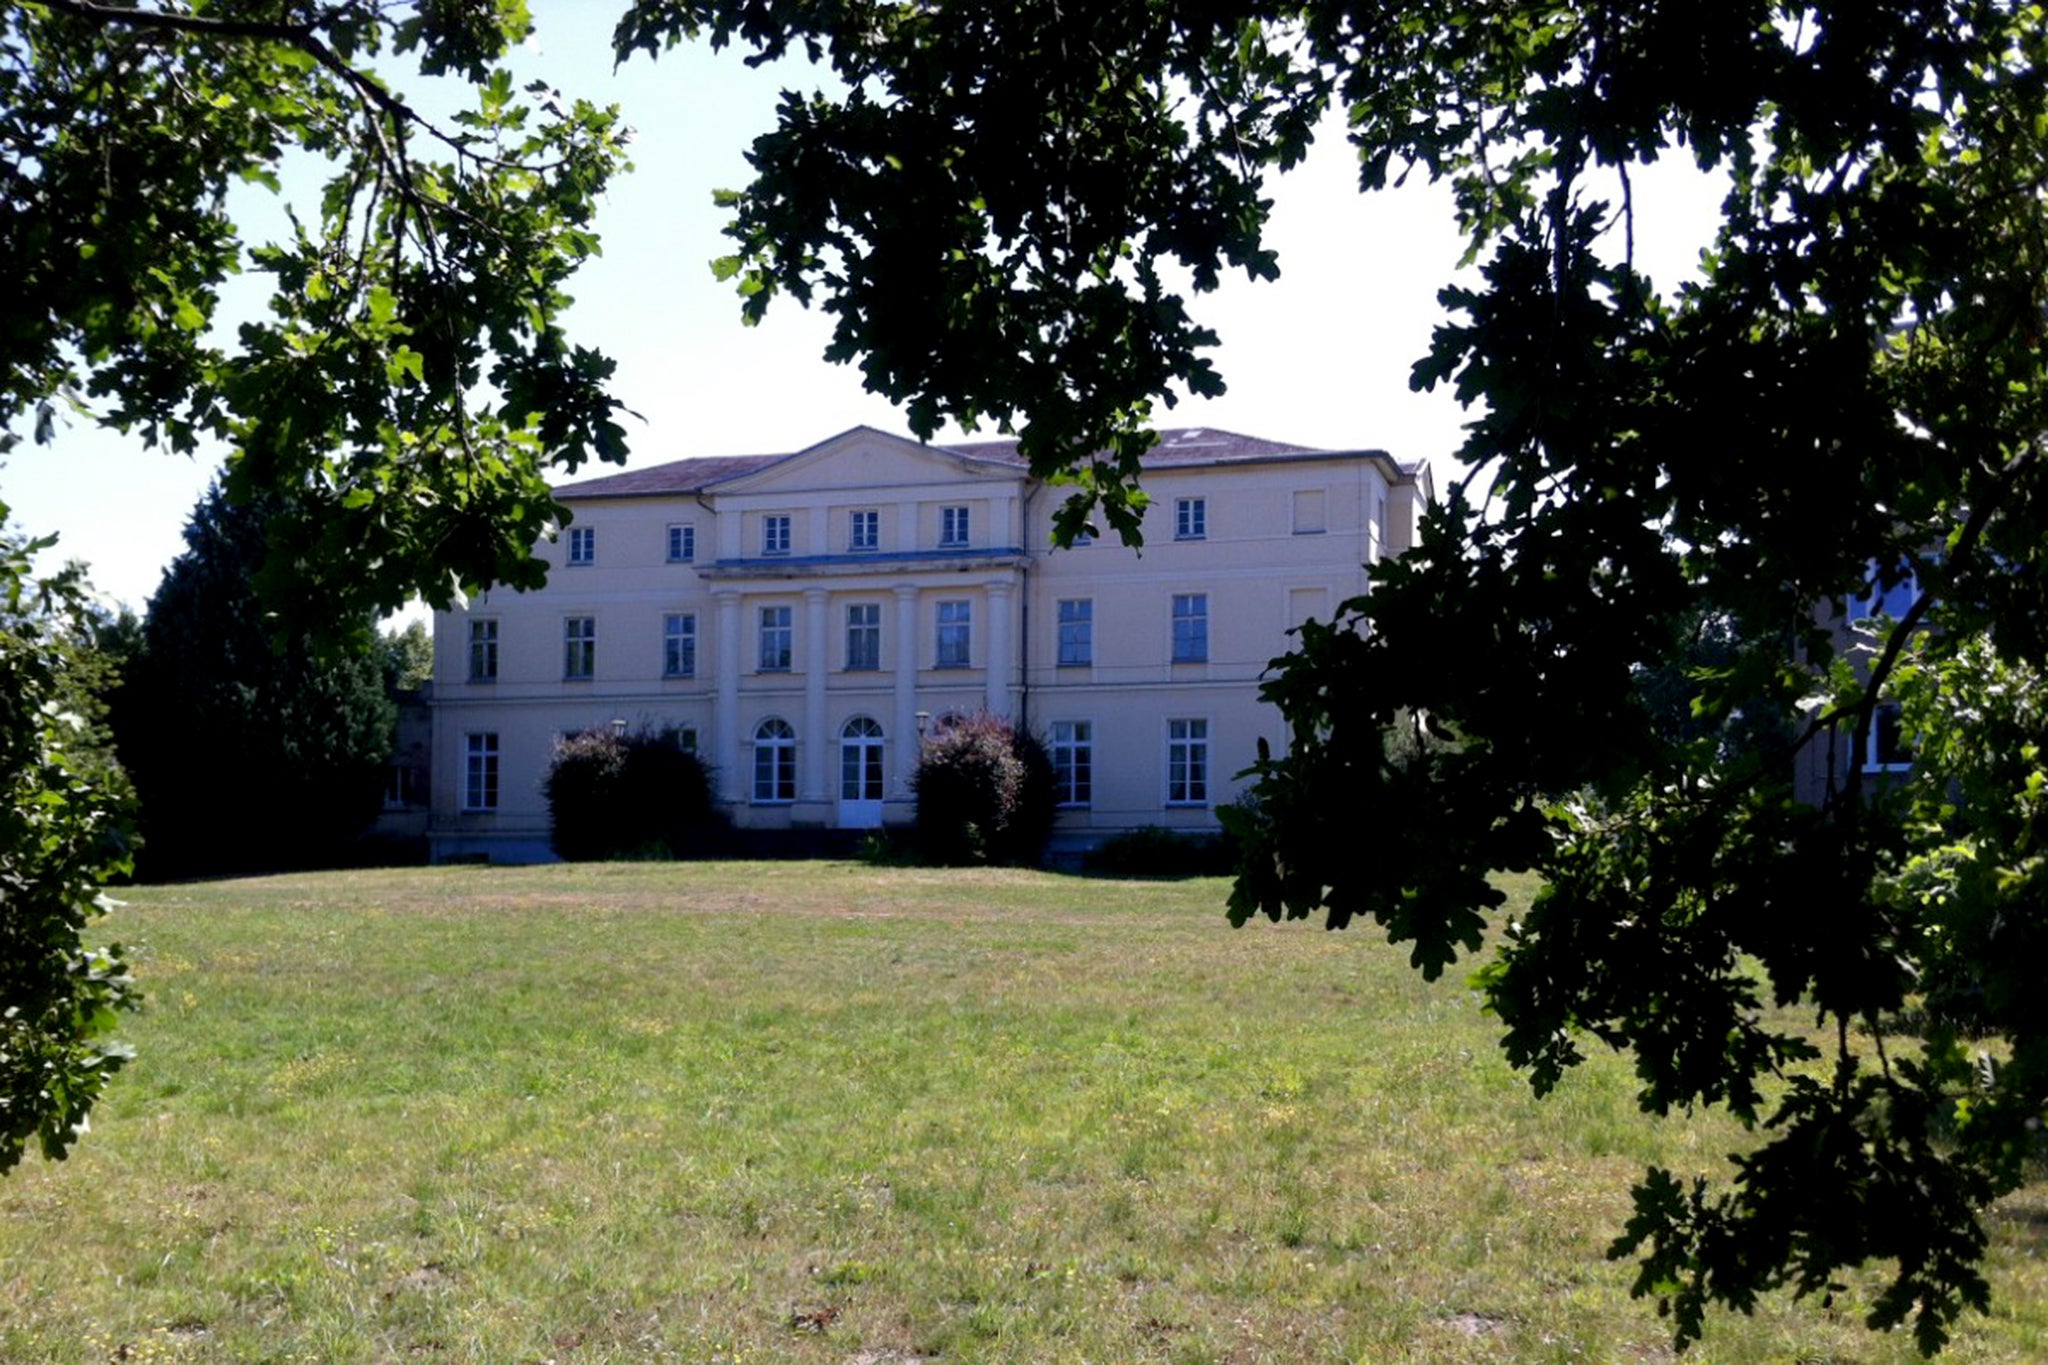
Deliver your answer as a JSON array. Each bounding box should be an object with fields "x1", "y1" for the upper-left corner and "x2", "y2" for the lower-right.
[{"x1": 707, "y1": 426, "x2": 1024, "y2": 498}]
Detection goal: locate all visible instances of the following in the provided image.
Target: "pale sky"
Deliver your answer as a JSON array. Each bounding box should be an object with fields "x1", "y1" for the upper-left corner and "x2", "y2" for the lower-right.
[{"x1": 0, "y1": 12, "x2": 1721, "y2": 616}]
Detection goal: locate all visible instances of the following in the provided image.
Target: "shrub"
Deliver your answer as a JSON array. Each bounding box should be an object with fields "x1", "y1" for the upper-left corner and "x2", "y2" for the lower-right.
[
  {"x1": 911, "y1": 713, "x2": 1055, "y2": 866},
  {"x1": 1083, "y1": 824, "x2": 1238, "y2": 878},
  {"x1": 545, "y1": 728, "x2": 723, "y2": 861}
]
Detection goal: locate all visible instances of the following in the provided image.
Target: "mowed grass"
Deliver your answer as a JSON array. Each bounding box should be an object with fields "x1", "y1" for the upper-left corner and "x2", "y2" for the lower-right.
[{"x1": 4, "y1": 866, "x2": 2047, "y2": 1364}]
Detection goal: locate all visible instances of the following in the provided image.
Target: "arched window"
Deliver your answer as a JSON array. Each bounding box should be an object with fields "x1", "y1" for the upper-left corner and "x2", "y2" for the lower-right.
[
  {"x1": 840, "y1": 716, "x2": 885, "y2": 802},
  {"x1": 753, "y1": 718, "x2": 796, "y2": 803}
]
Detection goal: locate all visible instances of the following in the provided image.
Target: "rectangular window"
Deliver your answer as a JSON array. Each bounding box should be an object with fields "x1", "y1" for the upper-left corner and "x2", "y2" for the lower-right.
[
  {"x1": 1864, "y1": 703, "x2": 1914, "y2": 773},
  {"x1": 758, "y1": 605, "x2": 793, "y2": 672},
  {"x1": 563, "y1": 616, "x2": 596, "y2": 679},
  {"x1": 940, "y1": 505, "x2": 970, "y2": 547},
  {"x1": 567, "y1": 525, "x2": 596, "y2": 565},
  {"x1": 849, "y1": 509, "x2": 879, "y2": 552},
  {"x1": 667, "y1": 524, "x2": 695, "y2": 563},
  {"x1": 1167, "y1": 718, "x2": 1209, "y2": 805},
  {"x1": 663, "y1": 613, "x2": 697, "y2": 678},
  {"x1": 936, "y1": 599, "x2": 972, "y2": 668},
  {"x1": 1175, "y1": 497, "x2": 1206, "y2": 541},
  {"x1": 846, "y1": 602, "x2": 881, "y2": 671},
  {"x1": 1057, "y1": 598, "x2": 1093, "y2": 667},
  {"x1": 1051, "y1": 721, "x2": 1092, "y2": 807},
  {"x1": 1172, "y1": 593, "x2": 1209, "y2": 663},
  {"x1": 754, "y1": 723, "x2": 796, "y2": 802},
  {"x1": 463, "y1": 733, "x2": 499, "y2": 811},
  {"x1": 1292, "y1": 489, "x2": 1327, "y2": 535},
  {"x1": 763, "y1": 514, "x2": 792, "y2": 556},
  {"x1": 468, "y1": 618, "x2": 498, "y2": 682}
]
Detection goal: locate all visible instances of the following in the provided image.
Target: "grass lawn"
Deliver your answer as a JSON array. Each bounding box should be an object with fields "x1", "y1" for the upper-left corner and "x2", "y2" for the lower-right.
[{"x1": 4, "y1": 864, "x2": 2046, "y2": 1364}]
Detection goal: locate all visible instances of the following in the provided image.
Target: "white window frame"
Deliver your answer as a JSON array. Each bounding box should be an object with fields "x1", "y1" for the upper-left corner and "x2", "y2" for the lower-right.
[
  {"x1": 1171, "y1": 593, "x2": 1209, "y2": 664},
  {"x1": 463, "y1": 732, "x2": 500, "y2": 811},
  {"x1": 1166, "y1": 717, "x2": 1209, "y2": 806},
  {"x1": 935, "y1": 599, "x2": 972, "y2": 668},
  {"x1": 1050, "y1": 720, "x2": 1092, "y2": 807},
  {"x1": 667, "y1": 524, "x2": 695, "y2": 564},
  {"x1": 467, "y1": 618, "x2": 498, "y2": 682},
  {"x1": 663, "y1": 612, "x2": 697, "y2": 679},
  {"x1": 849, "y1": 508, "x2": 880, "y2": 552},
  {"x1": 758, "y1": 605, "x2": 793, "y2": 672},
  {"x1": 845, "y1": 602, "x2": 882, "y2": 671},
  {"x1": 940, "y1": 505, "x2": 971, "y2": 548},
  {"x1": 839, "y1": 716, "x2": 886, "y2": 801},
  {"x1": 752, "y1": 717, "x2": 796, "y2": 803},
  {"x1": 762, "y1": 514, "x2": 792, "y2": 557},
  {"x1": 1174, "y1": 497, "x2": 1206, "y2": 541},
  {"x1": 1056, "y1": 598, "x2": 1092, "y2": 667},
  {"x1": 563, "y1": 616, "x2": 596, "y2": 680},
  {"x1": 567, "y1": 525, "x2": 596, "y2": 565}
]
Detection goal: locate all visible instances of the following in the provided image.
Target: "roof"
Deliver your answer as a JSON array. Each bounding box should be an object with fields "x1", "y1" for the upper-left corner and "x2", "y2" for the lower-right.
[
  {"x1": 549, "y1": 451, "x2": 788, "y2": 499},
  {"x1": 552, "y1": 425, "x2": 1399, "y2": 500},
  {"x1": 945, "y1": 426, "x2": 1326, "y2": 466}
]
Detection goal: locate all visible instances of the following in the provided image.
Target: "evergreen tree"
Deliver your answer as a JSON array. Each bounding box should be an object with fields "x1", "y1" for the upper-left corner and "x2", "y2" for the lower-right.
[{"x1": 117, "y1": 487, "x2": 393, "y2": 878}]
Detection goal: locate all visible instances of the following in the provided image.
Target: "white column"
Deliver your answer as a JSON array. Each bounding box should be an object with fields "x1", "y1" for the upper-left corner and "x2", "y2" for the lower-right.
[
  {"x1": 802, "y1": 587, "x2": 829, "y2": 802},
  {"x1": 714, "y1": 589, "x2": 743, "y2": 805},
  {"x1": 984, "y1": 579, "x2": 1015, "y2": 717},
  {"x1": 892, "y1": 584, "x2": 920, "y2": 795}
]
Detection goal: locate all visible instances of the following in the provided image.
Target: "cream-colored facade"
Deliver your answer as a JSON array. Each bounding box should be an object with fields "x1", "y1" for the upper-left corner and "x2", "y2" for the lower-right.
[{"x1": 428, "y1": 426, "x2": 1430, "y2": 861}]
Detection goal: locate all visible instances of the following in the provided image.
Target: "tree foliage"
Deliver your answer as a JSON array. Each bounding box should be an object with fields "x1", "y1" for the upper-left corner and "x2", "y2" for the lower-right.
[
  {"x1": 377, "y1": 619, "x2": 435, "y2": 693},
  {"x1": 2, "y1": 0, "x2": 633, "y2": 627},
  {"x1": 614, "y1": 0, "x2": 2048, "y2": 1351},
  {"x1": 115, "y1": 486, "x2": 395, "y2": 878},
  {"x1": 10, "y1": 0, "x2": 2048, "y2": 1346},
  {"x1": 0, "y1": 512, "x2": 138, "y2": 1173},
  {"x1": 1, "y1": 0, "x2": 630, "y2": 1165}
]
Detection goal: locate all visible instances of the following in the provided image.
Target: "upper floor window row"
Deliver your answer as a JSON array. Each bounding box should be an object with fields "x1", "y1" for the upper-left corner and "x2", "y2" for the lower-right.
[
  {"x1": 1175, "y1": 497, "x2": 1206, "y2": 541},
  {"x1": 573, "y1": 500, "x2": 1038, "y2": 567}
]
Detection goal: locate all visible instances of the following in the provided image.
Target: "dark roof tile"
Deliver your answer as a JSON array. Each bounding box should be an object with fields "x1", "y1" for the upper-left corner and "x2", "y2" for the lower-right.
[
  {"x1": 554, "y1": 427, "x2": 1388, "y2": 499},
  {"x1": 552, "y1": 452, "x2": 787, "y2": 499}
]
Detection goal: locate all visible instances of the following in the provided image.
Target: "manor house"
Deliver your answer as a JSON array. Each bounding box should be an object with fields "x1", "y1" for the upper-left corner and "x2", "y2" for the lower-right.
[{"x1": 428, "y1": 426, "x2": 1430, "y2": 862}]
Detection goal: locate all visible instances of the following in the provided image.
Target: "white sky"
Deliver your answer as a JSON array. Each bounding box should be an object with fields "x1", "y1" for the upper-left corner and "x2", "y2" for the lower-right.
[{"x1": 0, "y1": 12, "x2": 1723, "y2": 616}]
